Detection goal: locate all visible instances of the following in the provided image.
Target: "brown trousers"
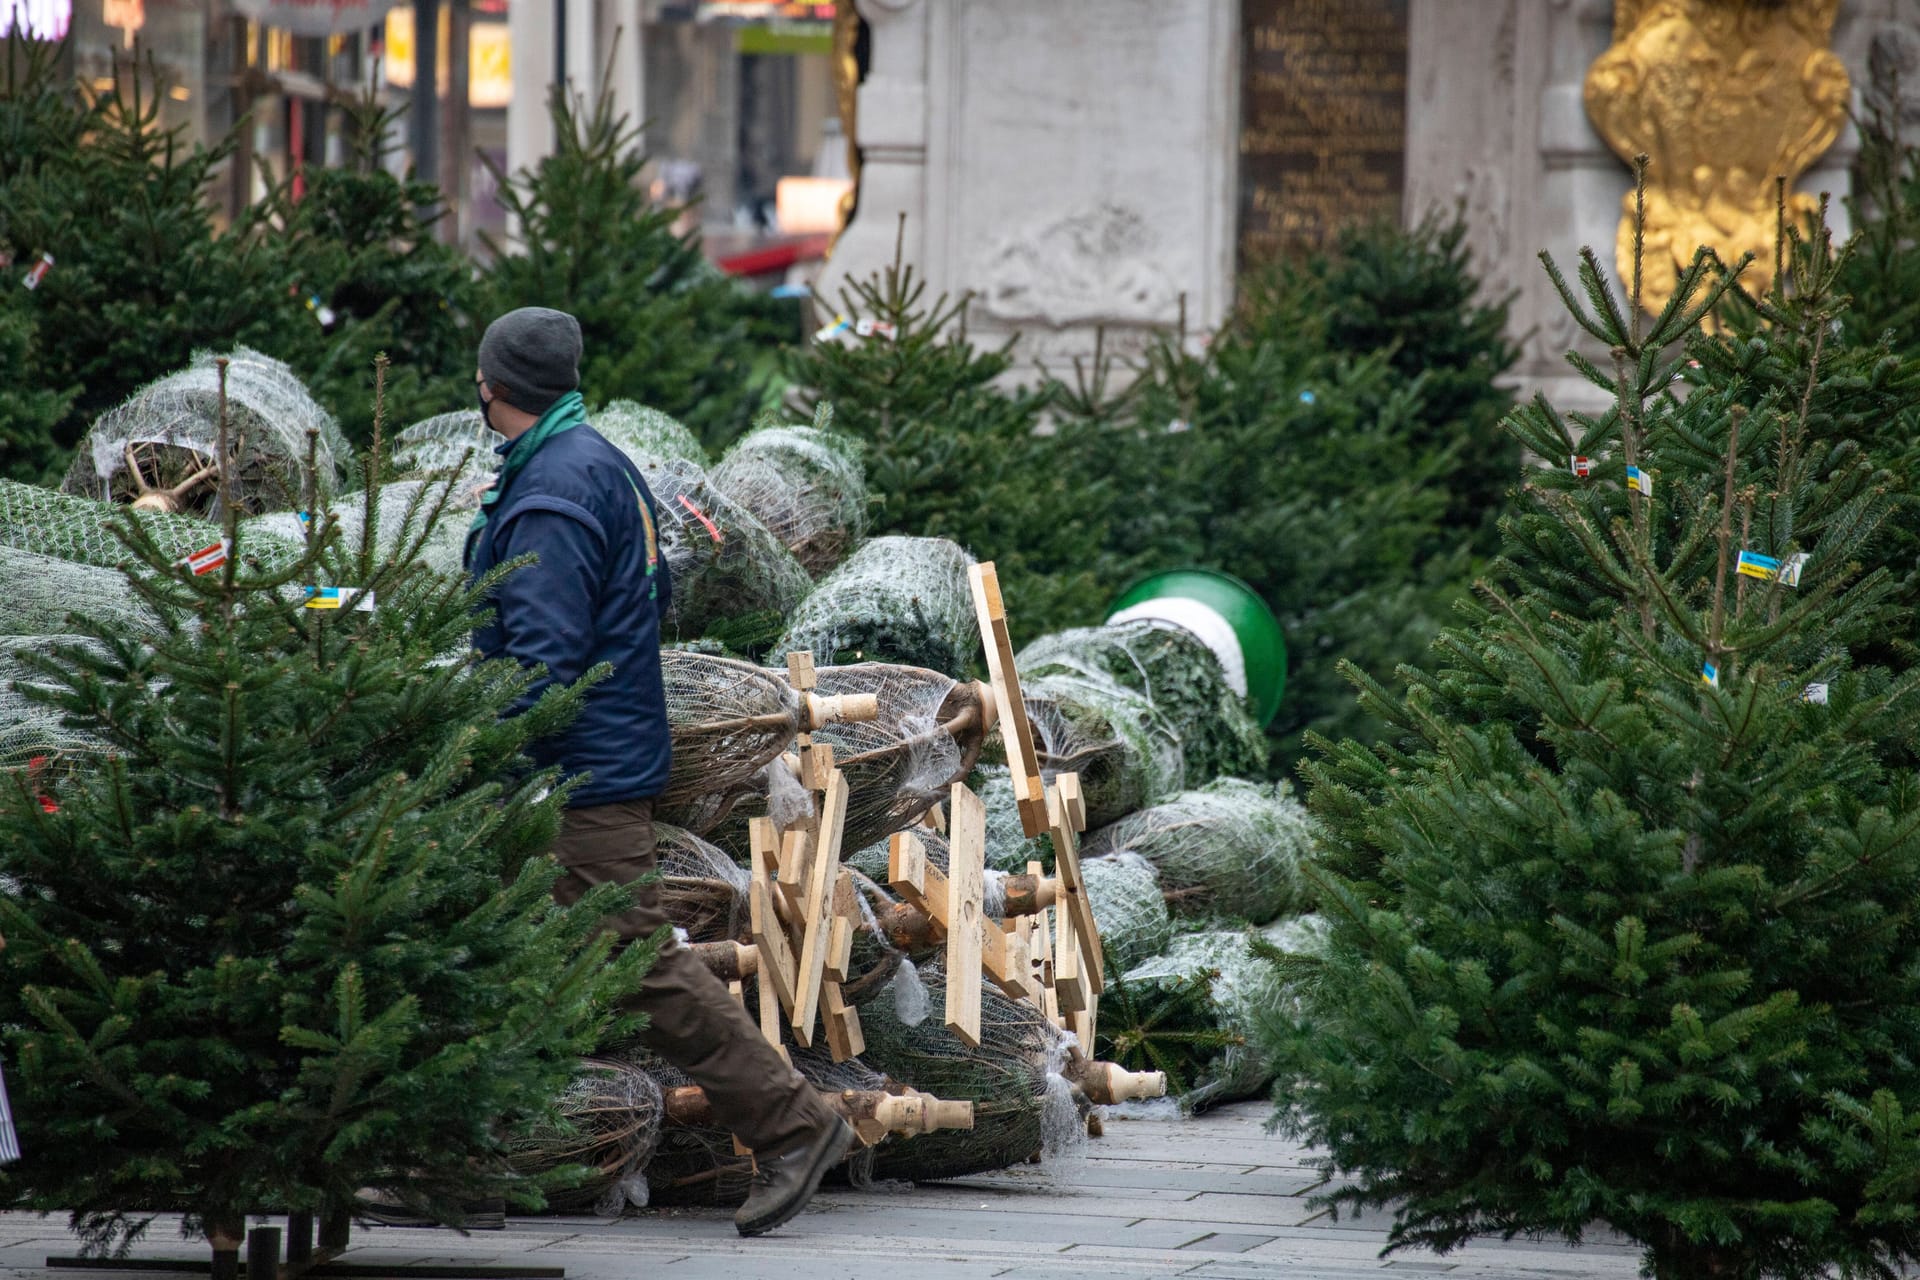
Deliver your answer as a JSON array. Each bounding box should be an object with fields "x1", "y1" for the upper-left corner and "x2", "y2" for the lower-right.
[{"x1": 550, "y1": 799, "x2": 835, "y2": 1159}]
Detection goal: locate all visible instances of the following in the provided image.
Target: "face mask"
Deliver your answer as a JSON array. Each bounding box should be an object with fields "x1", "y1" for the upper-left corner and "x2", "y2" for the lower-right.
[{"x1": 477, "y1": 380, "x2": 496, "y2": 430}]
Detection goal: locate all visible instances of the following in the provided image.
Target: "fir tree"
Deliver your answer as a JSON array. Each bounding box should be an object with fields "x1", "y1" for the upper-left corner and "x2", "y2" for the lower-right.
[
  {"x1": 1277, "y1": 180, "x2": 1920, "y2": 1280},
  {"x1": 785, "y1": 229, "x2": 1119, "y2": 639},
  {"x1": 0, "y1": 361, "x2": 648, "y2": 1256},
  {"x1": 258, "y1": 93, "x2": 480, "y2": 449},
  {"x1": 0, "y1": 43, "x2": 290, "y2": 456},
  {"x1": 480, "y1": 74, "x2": 774, "y2": 452}
]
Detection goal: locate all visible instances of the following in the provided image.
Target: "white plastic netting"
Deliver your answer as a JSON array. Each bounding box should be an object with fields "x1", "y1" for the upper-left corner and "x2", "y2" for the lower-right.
[
  {"x1": 593, "y1": 401, "x2": 708, "y2": 480},
  {"x1": 1017, "y1": 620, "x2": 1268, "y2": 786},
  {"x1": 1083, "y1": 778, "x2": 1316, "y2": 926},
  {"x1": 1107, "y1": 928, "x2": 1285, "y2": 1110},
  {"x1": 63, "y1": 347, "x2": 348, "y2": 514},
  {"x1": 250, "y1": 479, "x2": 475, "y2": 578},
  {"x1": 1022, "y1": 668, "x2": 1186, "y2": 832},
  {"x1": 655, "y1": 822, "x2": 750, "y2": 944},
  {"x1": 647, "y1": 458, "x2": 812, "y2": 639},
  {"x1": 0, "y1": 547, "x2": 156, "y2": 638},
  {"x1": 0, "y1": 635, "x2": 105, "y2": 769},
  {"x1": 805, "y1": 664, "x2": 992, "y2": 856},
  {"x1": 0, "y1": 479, "x2": 301, "y2": 574},
  {"x1": 1081, "y1": 851, "x2": 1172, "y2": 973},
  {"x1": 776, "y1": 536, "x2": 978, "y2": 676},
  {"x1": 708, "y1": 410, "x2": 868, "y2": 576},
  {"x1": 505, "y1": 1054, "x2": 666, "y2": 1215},
  {"x1": 972, "y1": 764, "x2": 1053, "y2": 874},
  {"x1": 656, "y1": 650, "x2": 811, "y2": 834},
  {"x1": 391, "y1": 410, "x2": 500, "y2": 499}
]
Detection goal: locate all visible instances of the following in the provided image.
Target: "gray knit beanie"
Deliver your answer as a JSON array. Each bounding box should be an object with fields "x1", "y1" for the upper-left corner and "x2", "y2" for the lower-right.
[{"x1": 478, "y1": 307, "x2": 583, "y2": 415}]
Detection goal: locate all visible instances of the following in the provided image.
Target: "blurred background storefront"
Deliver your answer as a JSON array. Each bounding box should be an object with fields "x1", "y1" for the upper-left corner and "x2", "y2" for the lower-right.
[{"x1": 33, "y1": 0, "x2": 850, "y2": 275}]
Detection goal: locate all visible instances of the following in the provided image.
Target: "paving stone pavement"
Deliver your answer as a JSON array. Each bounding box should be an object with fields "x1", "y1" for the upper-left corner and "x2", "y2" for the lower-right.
[{"x1": 0, "y1": 1104, "x2": 1647, "y2": 1280}]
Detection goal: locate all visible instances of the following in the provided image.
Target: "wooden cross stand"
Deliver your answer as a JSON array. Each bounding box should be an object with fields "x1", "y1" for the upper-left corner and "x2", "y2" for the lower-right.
[{"x1": 968, "y1": 561, "x2": 1106, "y2": 1046}]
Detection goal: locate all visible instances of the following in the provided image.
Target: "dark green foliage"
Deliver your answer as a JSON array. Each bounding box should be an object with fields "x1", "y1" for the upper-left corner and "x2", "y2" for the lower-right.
[
  {"x1": 0, "y1": 398, "x2": 648, "y2": 1250},
  {"x1": 256, "y1": 95, "x2": 480, "y2": 448},
  {"x1": 0, "y1": 289, "x2": 74, "y2": 483},
  {"x1": 784, "y1": 243, "x2": 1119, "y2": 636},
  {"x1": 0, "y1": 44, "x2": 290, "y2": 460},
  {"x1": 481, "y1": 79, "x2": 773, "y2": 453},
  {"x1": 1097, "y1": 948, "x2": 1242, "y2": 1100},
  {"x1": 1276, "y1": 190, "x2": 1920, "y2": 1280}
]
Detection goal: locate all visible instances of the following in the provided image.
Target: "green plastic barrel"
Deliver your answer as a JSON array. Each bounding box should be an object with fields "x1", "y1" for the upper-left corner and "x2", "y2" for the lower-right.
[{"x1": 1107, "y1": 569, "x2": 1287, "y2": 727}]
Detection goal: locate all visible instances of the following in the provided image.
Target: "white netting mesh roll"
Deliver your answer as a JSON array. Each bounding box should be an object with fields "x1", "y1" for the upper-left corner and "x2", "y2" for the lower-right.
[
  {"x1": 0, "y1": 636, "x2": 106, "y2": 769},
  {"x1": 806, "y1": 664, "x2": 992, "y2": 856},
  {"x1": 1082, "y1": 851, "x2": 1172, "y2": 972},
  {"x1": 593, "y1": 401, "x2": 708, "y2": 480},
  {"x1": 505, "y1": 1054, "x2": 666, "y2": 1215},
  {"x1": 656, "y1": 650, "x2": 809, "y2": 834},
  {"x1": 973, "y1": 765, "x2": 1053, "y2": 874},
  {"x1": 1017, "y1": 620, "x2": 1268, "y2": 787},
  {"x1": 249, "y1": 479, "x2": 476, "y2": 578},
  {"x1": 0, "y1": 548, "x2": 156, "y2": 638},
  {"x1": 392, "y1": 410, "x2": 500, "y2": 499},
  {"x1": 708, "y1": 412, "x2": 868, "y2": 576},
  {"x1": 1083, "y1": 778, "x2": 1316, "y2": 926},
  {"x1": 647, "y1": 458, "x2": 812, "y2": 638},
  {"x1": 63, "y1": 347, "x2": 347, "y2": 514},
  {"x1": 776, "y1": 536, "x2": 978, "y2": 676},
  {"x1": 655, "y1": 822, "x2": 751, "y2": 944},
  {"x1": 0, "y1": 479, "x2": 303, "y2": 574},
  {"x1": 1109, "y1": 928, "x2": 1285, "y2": 1110},
  {"x1": 1022, "y1": 669, "x2": 1186, "y2": 832}
]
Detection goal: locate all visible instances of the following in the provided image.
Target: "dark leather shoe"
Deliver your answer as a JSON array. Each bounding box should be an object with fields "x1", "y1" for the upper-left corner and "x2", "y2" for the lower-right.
[{"x1": 733, "y1": 1119, "x2": 855, "y2": 1237}]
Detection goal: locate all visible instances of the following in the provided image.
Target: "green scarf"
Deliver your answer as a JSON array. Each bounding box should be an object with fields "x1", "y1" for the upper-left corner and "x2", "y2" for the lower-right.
[{"x1": 468, "y1": 391, "x2": 587, "y2": 541}]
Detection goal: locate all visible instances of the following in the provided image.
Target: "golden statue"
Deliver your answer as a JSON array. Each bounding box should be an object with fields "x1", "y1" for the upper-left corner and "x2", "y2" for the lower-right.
[
  {"x1": 828, "y1": 0, "x2": 863, "y2": 254},
  {"x1": 1584, "y1": 0, "x2": 1850, "y2": 313}
]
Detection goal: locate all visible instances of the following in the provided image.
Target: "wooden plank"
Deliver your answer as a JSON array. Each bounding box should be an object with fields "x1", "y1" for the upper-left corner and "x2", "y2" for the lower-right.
[
  {"x1": 785, "y1": 651, "x2": 817, "y2": 691},
  {"x1": 922, "y1": 802, "x2": 946, "y2": 833},
  {"x1": 1058, "y1": 770, "x2": 1088, "y2": 834},
  {"x1": 826, "y1": 868, "x2": 859, "y2": 984},
  {"x1": 889, "y1": 831, "x2": 934, "y2": 916},
  {"x1": 968, "y1": 562, "x2": 1048, "y2": 838},
  {"x1": 982, "y1": 915, "x2": 1030, "y2": 1000},
  {"x1": 791, "y1": 768, "x2": 849, "y2": 1047},
  {"x1": 1047, "y1": 781, "x2": 1105, "y2": 996},
  {"x1": 823, "y1": 982, "x2": 865, "y2": 1060},
  {"x1": 750, "y1": 878, "x2": 800, "y2": 1018},
  {"x1": 944, "y1": 782, "x2": 987, "y2": 1049},
  {"x1": 778, "y1": 827, "x2": 810, "y2": 917},
  {"x1": 1054, "y1": 898, "x2": 1089, "y2": 1017}
]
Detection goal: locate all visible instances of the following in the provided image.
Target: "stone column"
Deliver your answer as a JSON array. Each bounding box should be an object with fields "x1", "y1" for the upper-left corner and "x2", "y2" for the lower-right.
[{"x1": 816, "y1": 0, "x2": 1239, "y2": 377}]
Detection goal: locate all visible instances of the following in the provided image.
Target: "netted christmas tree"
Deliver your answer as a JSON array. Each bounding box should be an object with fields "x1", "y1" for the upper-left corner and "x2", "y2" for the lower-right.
[
  {"x1": 0, "y1": 363, "x2": 649, "y2": 1256},
  {"x1": 1274, "y1": 186, "x2": 1920, "y2": 1280}
]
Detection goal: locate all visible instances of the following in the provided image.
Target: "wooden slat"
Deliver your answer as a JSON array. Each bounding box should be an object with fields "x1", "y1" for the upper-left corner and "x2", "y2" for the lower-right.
[
  {"x1": 778, "y1": 827, "x2": 810, "y2": 917},
  {"x1": 944, "y1": 782, "x2": 987, "y2": 1049},
  {"x1": 791, "y1": 768, "x2": 849, "y2": 1047},
  {"x1": 888, "y1": 831, "x2": 934, "y2": 917},
  {"x1": 749, "y1": 820, "x2": 800, "y2": 1017},
  {"x1": 785, "y1": 651, "x2": 817, "y2": 690},
  {"x1": 826, "y1": 870, "x2": 858, "y2": 983},
  {"x1": 823, "y1": 982, "x2": 864, "y2": 1060},
  {"x1": 1053, "y1": 898, "x2": 1089, "y2": 1017},
  {"x1": 1047, "y1": 779, "x2": 1104, "y2": 996},
  {"x1": 968, "y1": 562, "x2": 1048, "y2": 838}
]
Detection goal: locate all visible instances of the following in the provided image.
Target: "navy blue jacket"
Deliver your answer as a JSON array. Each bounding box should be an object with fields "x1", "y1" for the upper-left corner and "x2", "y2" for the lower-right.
[{"x1": 466, "y1": 422, "x2": 674, "y2": 808}]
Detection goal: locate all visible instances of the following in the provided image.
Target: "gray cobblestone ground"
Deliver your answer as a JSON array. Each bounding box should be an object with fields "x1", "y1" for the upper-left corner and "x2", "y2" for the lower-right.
[{"x1": 0, "y1": 1104, "x2": 1645, "y2": 1280}]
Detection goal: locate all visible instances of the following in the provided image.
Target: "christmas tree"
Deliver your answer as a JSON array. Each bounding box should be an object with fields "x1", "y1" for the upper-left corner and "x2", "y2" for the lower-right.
[
  {"x1": 0, "y1": 361, "x2": 649, "y2": 1257},
  {"x1": 481, "y1": 72, "x2": 774, "y2": 451},
  {"x1": 256, "y1": 93, "x2": 480, "y2": 449},
  {"x1": 1275, "y1": 180, "x2": 1920, "y2": 1280},
  {"x1": 785, "y1": 227, "x2": 1119, "y2": 639},
  {"x1": 0, "y1": 42, "x2": 290, "y2": 460}
]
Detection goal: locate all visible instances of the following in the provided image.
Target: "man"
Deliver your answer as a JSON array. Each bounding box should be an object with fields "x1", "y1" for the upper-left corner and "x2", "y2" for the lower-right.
[{"x1": 465, "y1": 307, "x2": 852, "y2": 1237}]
